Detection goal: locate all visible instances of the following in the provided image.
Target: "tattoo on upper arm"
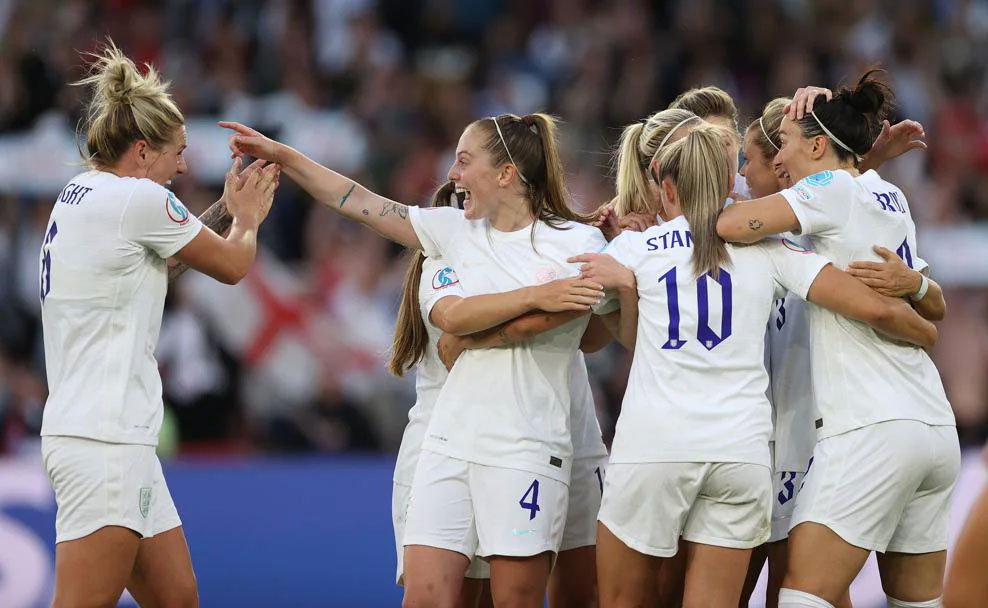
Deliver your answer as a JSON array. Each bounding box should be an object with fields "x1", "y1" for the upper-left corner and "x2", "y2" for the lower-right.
[
  {"x1": 380, "y1": 201, "x2": 409, "y2": 220},
  {"x1": 748, "y1": 218, "x2": 764, "y2": 231},
  {"x1": 338, "y1": 183, "x2": 356, "y2": 208}
]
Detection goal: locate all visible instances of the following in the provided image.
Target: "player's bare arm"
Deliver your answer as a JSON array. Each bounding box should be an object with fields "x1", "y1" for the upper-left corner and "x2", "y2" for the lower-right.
[
  {"x1": 221, "y1": 120, "x2": 421, "y2": 249},
  {"x1": 716, "y1": 194, "x2": 801, "y2": 244}
]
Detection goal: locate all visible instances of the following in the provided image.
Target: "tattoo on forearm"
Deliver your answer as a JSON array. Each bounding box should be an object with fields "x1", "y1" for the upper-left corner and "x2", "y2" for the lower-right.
[
  {"x1": 168, "y1": 198, "x2": 232, "y2": 281},
  {"x1": 748, "y1": 218, "x2": 763, "y2": 231},
  {"x1": 497, "y1": 327, "x2": 510, "y2": 346},
  {"x1": 338, "y1": 183, "x2": 356, "y2": 208},
  {"x1": 380, "y1": 201, "x2": 409, "y2": 219}
]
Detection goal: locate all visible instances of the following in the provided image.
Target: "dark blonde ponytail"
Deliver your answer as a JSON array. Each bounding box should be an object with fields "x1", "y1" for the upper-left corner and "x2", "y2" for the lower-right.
[{"x1": 656, "y1": 123, "x2": 733, "y2": 278}]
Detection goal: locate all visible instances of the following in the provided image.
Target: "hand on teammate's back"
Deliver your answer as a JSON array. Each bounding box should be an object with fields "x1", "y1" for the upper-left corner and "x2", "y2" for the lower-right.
[
  {"x1": 568, "y1": 253, "x2": 634, "y2": 292},
  {"x1": 223, "y1": 156, "x2": 280, "y2": 227},
  {"x1": 847, "y1": 245, "x2": 921, "y2": 298}
]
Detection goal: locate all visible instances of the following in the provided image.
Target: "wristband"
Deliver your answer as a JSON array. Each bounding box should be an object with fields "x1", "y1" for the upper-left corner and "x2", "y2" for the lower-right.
[{"x1": 910, "y1": 274, "x2": 929, "y2": 302}]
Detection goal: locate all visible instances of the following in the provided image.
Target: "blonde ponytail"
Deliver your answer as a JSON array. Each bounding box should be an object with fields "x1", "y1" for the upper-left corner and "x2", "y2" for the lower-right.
[
  {"x1": 612, "y1": 108, "x2": 699, "y2": 217},
  {"x1": 656, "y1": 123, "x2": 733, "y2": 278}
]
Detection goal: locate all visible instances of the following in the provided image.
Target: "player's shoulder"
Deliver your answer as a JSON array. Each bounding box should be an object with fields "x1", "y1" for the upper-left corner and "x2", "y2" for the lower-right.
[
  {"x1": 546, "y1": 219, "x2": 606, "y2": 247},
  {"x1": 420, "y1": 255, "x2": 461, "y2": 299}
]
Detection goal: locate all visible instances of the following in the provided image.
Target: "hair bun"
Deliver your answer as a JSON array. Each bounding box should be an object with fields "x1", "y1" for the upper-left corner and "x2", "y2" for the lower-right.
[{"x1": 845, "y1": 70, "x2": 893, "y2": 118}]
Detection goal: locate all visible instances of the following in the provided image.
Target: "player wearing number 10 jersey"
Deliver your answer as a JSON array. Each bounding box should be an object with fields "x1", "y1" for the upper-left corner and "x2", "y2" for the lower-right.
[{"x1": 580, "y1": 123, "x2": 937, "y2": 607}]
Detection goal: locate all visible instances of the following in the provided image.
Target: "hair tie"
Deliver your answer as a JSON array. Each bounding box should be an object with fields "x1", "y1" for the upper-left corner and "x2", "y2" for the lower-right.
[
  {"x1": 648, "y1": 115, "x2": 701, "y2": 177},
  {"x1": 521, "y1": 114, "x2": 538, "y2": 134},
  {"x1": 759, "y1": 116, "x2": 780, "y2": 152}
]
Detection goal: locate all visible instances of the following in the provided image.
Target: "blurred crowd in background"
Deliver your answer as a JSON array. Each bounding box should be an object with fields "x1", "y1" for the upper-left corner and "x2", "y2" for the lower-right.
[{"x1": 1, "y1": 0, "x2": 988, "y2": 458}]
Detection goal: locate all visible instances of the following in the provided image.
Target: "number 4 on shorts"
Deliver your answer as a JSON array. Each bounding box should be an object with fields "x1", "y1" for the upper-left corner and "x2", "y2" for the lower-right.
[{"x1": 519, "y1": 479, "x2": 540, "y2": 520}]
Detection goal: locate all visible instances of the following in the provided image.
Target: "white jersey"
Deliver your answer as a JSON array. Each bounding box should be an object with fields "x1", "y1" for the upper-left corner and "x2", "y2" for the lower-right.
[
  {"x1": 393, "y1": 256, "x2": 465, "y2": 486},
  {"x1": 596, "y1": 216, "x2": 829, "y2": 467},
  {"x1": 408, "y1": 206, "x2": 607, "y2": 482},
  {"x1": 40, "y1": 171, "x2": 203, "y2": 445},
  {"x1": 780, "y1": 169, "x2": 954, "y2": 438},
  {"x1": 765, "y1": 248, "x2": 816, "y2": 473},
  {"x1": 570, "y1": 352, "x2": 607, "y2": 459}
]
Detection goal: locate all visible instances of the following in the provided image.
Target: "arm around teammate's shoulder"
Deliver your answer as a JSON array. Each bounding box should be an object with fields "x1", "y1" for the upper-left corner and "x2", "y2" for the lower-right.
[{"x1": 174, "y1": 158, "x2": 278, "y2": 285}]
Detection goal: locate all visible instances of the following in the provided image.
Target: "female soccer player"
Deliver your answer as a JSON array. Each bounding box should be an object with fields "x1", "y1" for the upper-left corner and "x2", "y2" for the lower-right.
[
  {"x1": 40, "y1": 43, "x2": 278, "y2": 608},
  {"x1": 389, "y1": 181, "x2": 605, "y2": 606},
  {"x1": 739, "y1": 90, "x2": 931, "y2": 608},
  {"x1": 717, "y1": 73, "x2": 957, "y2": 608},
  {"x1": 222, "y1": 113, "x2": 608, "y2": 607},
  {"x1": 572, "y1": 123, "x2": 937, "y2": 608}
]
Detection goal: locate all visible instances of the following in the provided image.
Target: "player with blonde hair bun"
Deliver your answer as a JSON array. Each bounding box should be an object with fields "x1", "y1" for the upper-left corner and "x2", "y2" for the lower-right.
[{"x1": 40, "y1": 42, "x2": 279, "y2": 608}]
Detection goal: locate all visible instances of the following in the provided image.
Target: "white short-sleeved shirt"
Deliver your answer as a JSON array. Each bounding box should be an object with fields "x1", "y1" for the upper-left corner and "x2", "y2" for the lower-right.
[
  {"x1": 40, "y1": 171, "x2": 203, "y2": 445},
  {"x1": 570, "y1": 352, "x2": 607, "y2": 459},
  {"x1": 765, "y1": 235, "x2": 816, "y2": 473},
  {"x1": 408, "y1": 206, "x2": 607, "y2": 482},
  {"x1": 780, "y1": 169, "x2": 954, "y2": 438},
  {"x1": 393, "y1": 256, "x2": 465, "y2": 486},
  {"x1": 595, "y1": 215, "x2": 829, "y2": 468}
]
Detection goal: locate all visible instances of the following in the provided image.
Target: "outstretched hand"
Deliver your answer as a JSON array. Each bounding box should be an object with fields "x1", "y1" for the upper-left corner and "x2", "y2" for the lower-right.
[{"x1": 218, "y1": 121, "x2": 285, "y2": 164}]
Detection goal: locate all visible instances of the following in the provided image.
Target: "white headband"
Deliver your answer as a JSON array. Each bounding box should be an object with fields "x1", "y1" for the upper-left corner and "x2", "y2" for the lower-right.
[
  {"x1": 649, "y1": 115, "x2": 701, "y2": 174},
  {"x1": 759, "y1": 116, "x2": 780, "y2": 152},
  {"x1": 490, "y1": 116, "x2": 530, "y2": 185},
  {"x1": 809, "y1": 109, "x2": 862, "y2": 162}
]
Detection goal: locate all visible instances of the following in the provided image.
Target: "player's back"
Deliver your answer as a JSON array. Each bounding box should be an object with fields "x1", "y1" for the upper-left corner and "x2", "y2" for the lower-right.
[
  {"x1": 40, "y1": 170, "x2": 200, "y2": 446},
  {"x1": 780, "y1": 169, "x2": 954, "y2": 438},
  {"x1": 601, "y1": 216, "x2": 827, "y2": 468}
]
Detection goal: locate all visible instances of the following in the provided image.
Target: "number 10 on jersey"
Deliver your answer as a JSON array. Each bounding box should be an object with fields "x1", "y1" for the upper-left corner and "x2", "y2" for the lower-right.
[{"x1": 656, "y1": 266, "x2": 733, "y2": 350}]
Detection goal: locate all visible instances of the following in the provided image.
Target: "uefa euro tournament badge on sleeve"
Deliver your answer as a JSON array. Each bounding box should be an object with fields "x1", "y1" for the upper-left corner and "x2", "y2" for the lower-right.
[
  {"x1": 165, "y1": 192, "x2": 190, "y2": 225},
  {"x1": 432, "y1": 267, "x2": 459, "y2": 290},
  {"x1": 804, "y1": 170, "x2": 834, "y2": 187}
]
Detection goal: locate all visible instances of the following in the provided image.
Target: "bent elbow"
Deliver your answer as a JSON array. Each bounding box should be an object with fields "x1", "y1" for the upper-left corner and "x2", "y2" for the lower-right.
[{"x1": 219, "y1": 262, "x2": 251, "y2": 285}]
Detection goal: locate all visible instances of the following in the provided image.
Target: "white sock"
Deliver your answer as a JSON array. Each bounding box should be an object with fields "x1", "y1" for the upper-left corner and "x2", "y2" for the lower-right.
[
  {"x1": 778, "y1": 588, "x2": 836, "y2": 608},
  {"x1": 887, "y1": 596, "x2": 943, "y2": 608}
]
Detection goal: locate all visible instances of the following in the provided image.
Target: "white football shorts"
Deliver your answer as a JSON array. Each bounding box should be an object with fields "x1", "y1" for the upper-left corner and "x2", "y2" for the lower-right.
[
  {"x1": 560, "y1": 454, "x2": 606, "y2": 551},
  {"x1": 403, "y1": 450, "x2": 568, "y2": 560},
  {"x1": 42, "y1": 436, "x2": 181, "y2": 543},
  {"x1": 392, "y1": 481, "x2": 489, "y2": 584},
  {"x1": 598, "y1": 461, "x2": 772, "y2": 557},
  {"x1": 769, "y1": 470, "x2": 806, "y2": 543},
  {"x1": 791, "y1": 419, "x2": 959, "y2": 553}
]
